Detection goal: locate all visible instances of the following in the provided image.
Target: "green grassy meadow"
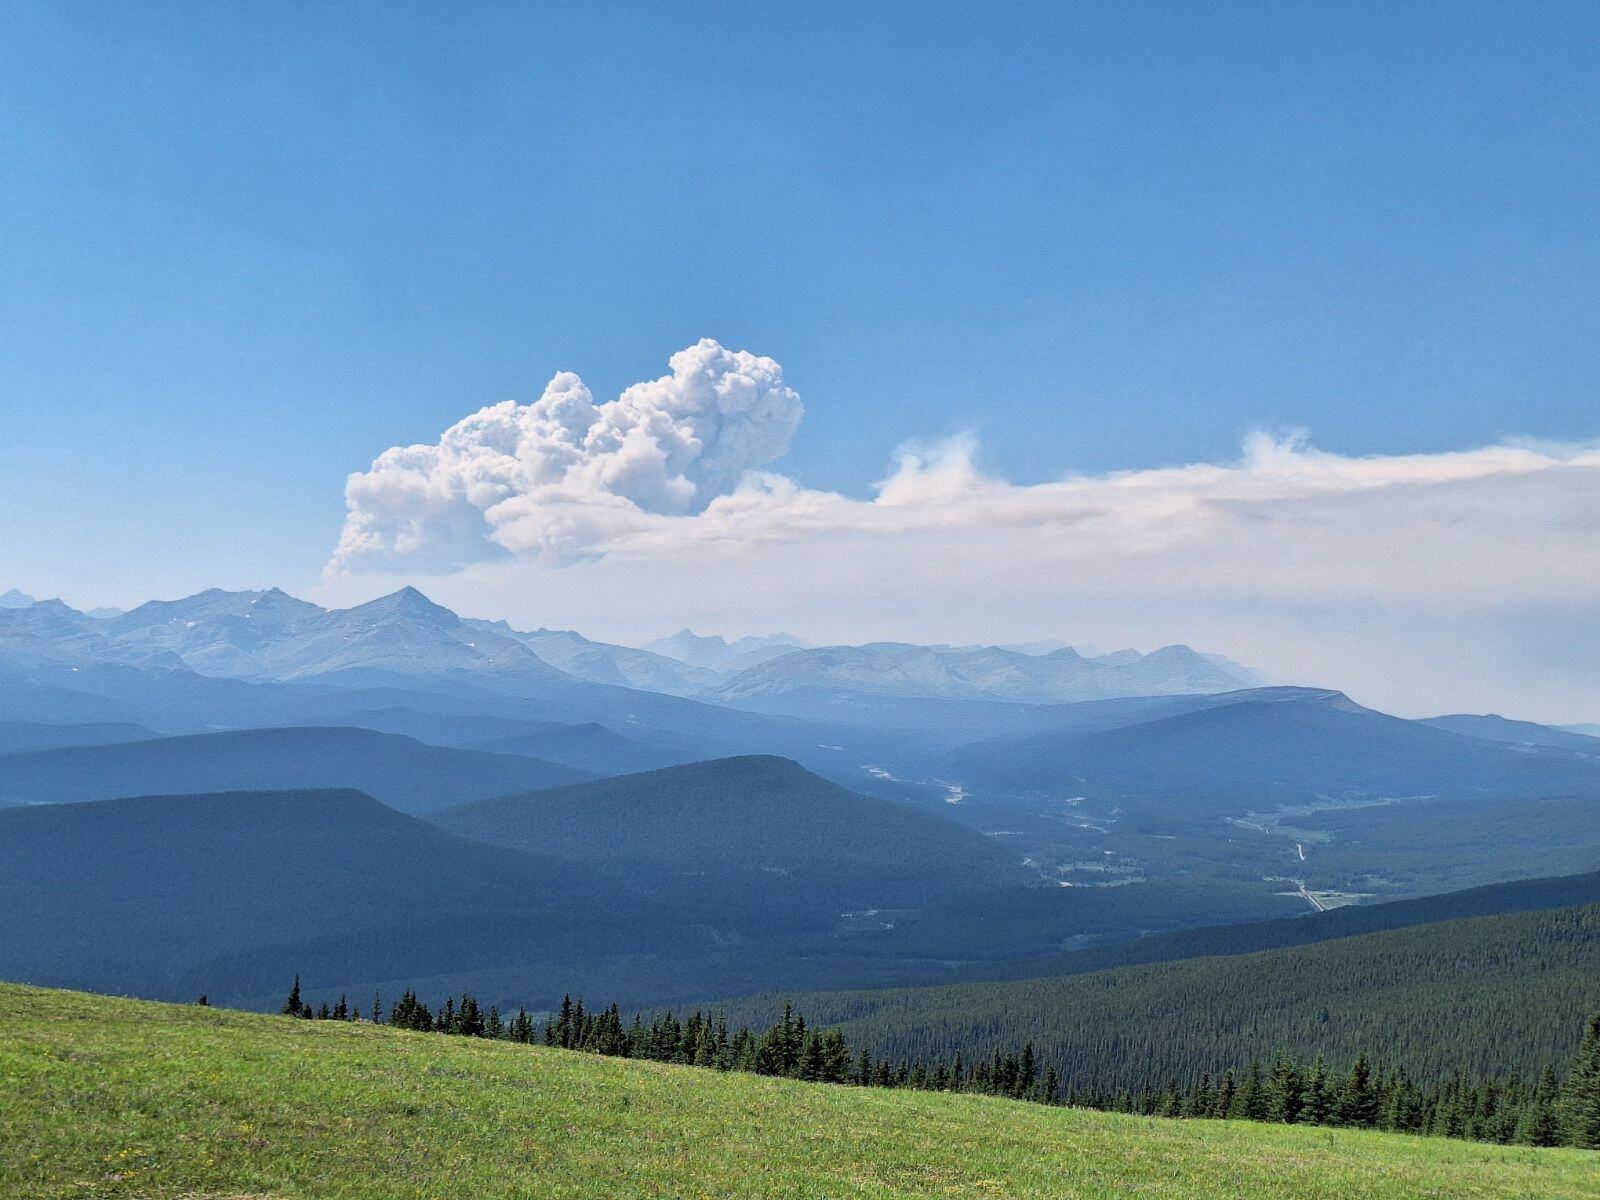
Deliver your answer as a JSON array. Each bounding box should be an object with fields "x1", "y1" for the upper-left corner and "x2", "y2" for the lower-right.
[{"x1": 1, "y1": 983, "x2": 1595, "y2": 1199}]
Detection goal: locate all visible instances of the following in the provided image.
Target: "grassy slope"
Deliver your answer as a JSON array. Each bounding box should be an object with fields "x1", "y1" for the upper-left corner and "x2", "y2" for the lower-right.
[{"x1": 1, "y1": 984, "x2": 1595, "y2": 1200}]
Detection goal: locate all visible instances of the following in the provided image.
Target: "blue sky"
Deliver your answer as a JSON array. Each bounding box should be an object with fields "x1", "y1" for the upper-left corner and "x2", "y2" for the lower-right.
[{"x1": 2, "y1": 3, "x2": 1597, "y2": 716}]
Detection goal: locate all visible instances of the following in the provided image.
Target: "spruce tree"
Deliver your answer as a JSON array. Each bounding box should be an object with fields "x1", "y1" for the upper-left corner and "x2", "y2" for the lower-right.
[
  {"x1": 855, "y1": 1047, "x2": 873, "y2": 1086},
  {"x1": 1187, "y1": 1074, "x2": 1214, "y2": 1119},
  {"x1": 819, "y1": 1029, "x2": 850, "y2": 1083},
  {"x1": 1558, "y1": 1012, "x2": 1600, "y2": 1148},
  {"x1": 1302, "y1": 1054, "x2": 1331, "y2": 1125},
  {"x1": 1265, "y1": 1051, "x2": 1304, "y2": 1124},
  {"x1": 1231, "y1": 1060, "x2": 1265, "y2": 1120},
  {"x1": 281, "y1": 974, "x2": 303, "y2": 1017},
  {"x1": 1339, "y1": 1053, "x2": 1378, "y2": 1128},
  {"x1": 1040, "y1": 1064, "x2": 1059, "y2": 1105},
  {"x1": 1213, "y1": 1069, "x2": 1236, "y2": 1119}
]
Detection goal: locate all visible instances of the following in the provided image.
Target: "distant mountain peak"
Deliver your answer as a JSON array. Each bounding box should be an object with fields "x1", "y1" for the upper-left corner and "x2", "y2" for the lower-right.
[
  {"x1": 343, "y1": 587, "x2": 459, "y2": 626},
  {"x1": 0, "y1": 588, "x2": 36, "y2": 609},
  {"x1": 643, "y1": 628, "x2": 810, "y2": 672},
  {"x1": 1144, "y1": 643, "x2": 1204, "y2": 658}
]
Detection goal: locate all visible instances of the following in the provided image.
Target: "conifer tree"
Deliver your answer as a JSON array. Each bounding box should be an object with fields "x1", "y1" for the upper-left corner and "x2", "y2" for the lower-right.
[
  {"x1": 281, "y1": 974, "x2": 303, "y2": 1017},
  {"x1": 1302, "y1": 1054, "x2": 1331, "y2": 1125},
  {"x1": 1231, "y1": 1059, "x2": 1265, "y2": 1120},
  {"x1": 1339, "y1": 1053, "x2": 1378, "y2": 1128},
  {"x1": 1187, "y1": 1074, "x2": 1214, "y2": 1118},
  {"x1": 855, "y1": 1047, "x2": 873, "y2": 1086},
  {"x1": 1558, "y1": 1012, "x2": 1600, "y2": 1149},
  {"x1": 1040, "y1": 1064, "x2": 1059, "y2": 1105},
  {"x1": 1017, "y1": 1042, "x2": 1038, "y2": 1098},
  {"x1": 1512, "y1": 1065, "x2": 1562, "y2": 1147},
  {"x1": 1213, "y1": 1069, "x2": 1236, "y2": 1119},
  {"x1": 1265, "y1": 1051, "x2": 1304, "y2": 1124}
]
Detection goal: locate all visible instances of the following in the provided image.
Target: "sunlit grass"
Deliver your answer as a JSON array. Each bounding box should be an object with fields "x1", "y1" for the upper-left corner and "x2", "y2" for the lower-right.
[{"x1": 2, "y1": 983, "x2": 1594, "y2": 1199}]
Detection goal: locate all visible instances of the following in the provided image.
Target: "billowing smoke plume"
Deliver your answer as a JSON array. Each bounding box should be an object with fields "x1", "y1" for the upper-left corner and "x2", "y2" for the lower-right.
[{"x1": 330, "y1": 339, "x2": 802, "y2": 572}]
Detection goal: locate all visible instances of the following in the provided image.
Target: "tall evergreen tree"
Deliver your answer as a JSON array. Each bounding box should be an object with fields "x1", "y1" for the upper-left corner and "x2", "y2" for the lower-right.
[
  {"x1": 1302, "y1": 1054, "x2": 1331, "y2": 1125},
  {"x1": 1558, "y1": 1012, "x2": 1600, "y2": 1149},
  {"x1": 1338, "y1": 1053, "x2": 1379, "y2": 1128},
  {"x1": 1265, "y1": 1051, "x2": 1304, "y2": 1124}
]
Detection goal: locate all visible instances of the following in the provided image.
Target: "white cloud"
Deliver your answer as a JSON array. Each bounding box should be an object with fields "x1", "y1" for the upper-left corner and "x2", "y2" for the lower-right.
[
  {"x1": 322, "y1": 341, "x2": 1600, "y2": 719},
  {"x1": 329, "y1": 339, "x2": 802, "y2": 572}
]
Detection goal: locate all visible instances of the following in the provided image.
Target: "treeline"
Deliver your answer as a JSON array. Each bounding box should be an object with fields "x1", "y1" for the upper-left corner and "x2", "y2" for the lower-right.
[
  {"x1": 271, "y1": 976, "x2": 1600, "y2": 1151},
  {"x1": 720, "y1": 903, "x2": 1600, "y2": 1092}
]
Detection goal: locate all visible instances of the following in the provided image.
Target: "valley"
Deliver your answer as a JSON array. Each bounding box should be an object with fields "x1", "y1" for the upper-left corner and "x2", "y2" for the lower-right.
[
  {"x1": 9, "y1": 16, "x2": 1598, "y2": 1195},
  {"x1": 0, "y1": 583, "x2": 1596, "y2": 1177}
]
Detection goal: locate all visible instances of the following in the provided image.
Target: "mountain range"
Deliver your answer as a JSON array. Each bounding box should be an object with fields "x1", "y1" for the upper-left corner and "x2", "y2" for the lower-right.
[
  {"x1": 3, "y1": 580, "x2": 1598, "y2": 1020},
  {"x1": 711, "y1": 641, "x2": 1263, "y2": 707},
  {"x1": 643, "y1": 629, "x2": 811, "y2": 672},
  {"x1": 0, "y1": 586, "x2": 1268, "y2": 713},
  {"x1": 463, "y1": 620, "x2": 722, "y2": 695}
]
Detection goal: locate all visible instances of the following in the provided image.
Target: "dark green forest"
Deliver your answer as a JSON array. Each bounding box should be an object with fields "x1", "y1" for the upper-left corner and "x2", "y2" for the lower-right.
[
  {"x1": 713, "y1": 904, "x2": 1600, "y2": 1090},
  {"x1": 271, "y1": 976, "x2": 1600, "y2": 1151}
]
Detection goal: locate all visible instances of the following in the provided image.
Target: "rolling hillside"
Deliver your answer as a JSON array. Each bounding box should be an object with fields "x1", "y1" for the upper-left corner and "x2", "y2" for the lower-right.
[
  {"x1": 316, "y1": 705, "x2": 695, "y2": 774},
  {"x1": 0, "y1": 725, "x2": 592, "y2": 813},
  {"x1": 950, "y1": 688, "x2": 1600, "y2": 813},
  {"x1": 715, "y1": 904, "x2": 1600, "y2": 1091},
  {"x1": 3, "y1": 984, "x2": 1592, "y2": 1200},
  {"x1": 467, "y1": 723, "x2": 690, "y2": 775},
  {"x1": 942, "y1": 865, "x2": 1600, "y2": 984},
  {"x1": 0, "y1": 778, "x2": 1031, "y2": 1012},
  {"x1": 0, "y1": 788, "x2": 648, "y2": 1004},
  {"x1": 0, "y1": 718, "x2": 157, "y2": 754},
  {"x1": 1420, "y1": 713, "x2": 1600, "y2": 753},
  {"x1": 432, "y1": 755, "x2": 1034, "y2": 908}
]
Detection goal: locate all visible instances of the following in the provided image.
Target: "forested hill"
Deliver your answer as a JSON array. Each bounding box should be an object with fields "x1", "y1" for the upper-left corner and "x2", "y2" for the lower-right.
[
  {"x1": 950, "y1": 689, "x2": 1600, "y2": 811},
  {"x1": 0, "y1": 726, "x2": 591, "y2": 814},
  {"x1": 0, "y1": 776, "x2": 1037, "y2": 1012},
  {"x1": 0, "y1": 718, "x2": 157, "y2": 754},
  {"x1": 0, "y1": 788, "x2": 654, "y2": 1003},
  {"x1": 940, "y1": 865, "x2": 1600, "y2": 985},
  {"x1": 431, "y1": 755, "x2": 1033, "y2": 902},
  {"x1": 713, "y1": 903, "x2": 1600, "y2": 1092}
]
